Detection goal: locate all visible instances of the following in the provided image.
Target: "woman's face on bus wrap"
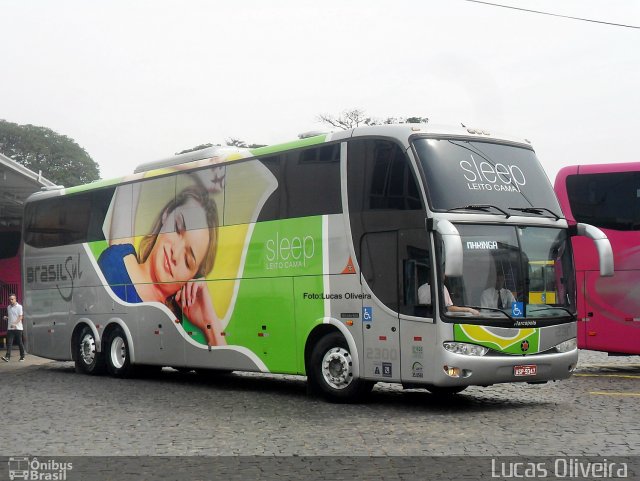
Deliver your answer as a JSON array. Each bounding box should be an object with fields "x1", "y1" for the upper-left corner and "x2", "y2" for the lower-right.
[{"x1": 148, "y1": 198, "x2": 210, "y2": 294}]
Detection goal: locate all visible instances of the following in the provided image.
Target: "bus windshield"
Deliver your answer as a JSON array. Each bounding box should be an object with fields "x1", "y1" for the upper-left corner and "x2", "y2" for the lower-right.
[
  {"x1": 413, "y1": 137, "x2": 561, "y2": 216},
  {"x1": 439, "y1": 224, "x2": 575, "y2": 325}
]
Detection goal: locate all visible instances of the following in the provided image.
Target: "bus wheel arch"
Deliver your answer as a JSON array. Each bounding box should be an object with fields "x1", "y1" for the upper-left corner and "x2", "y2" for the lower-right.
[
  {"x1": 306, "y1": 326, "x2": 372, "y2": 403},
  {"x1": 72, "y1": 323, "x2": 105, "y2": 375}
]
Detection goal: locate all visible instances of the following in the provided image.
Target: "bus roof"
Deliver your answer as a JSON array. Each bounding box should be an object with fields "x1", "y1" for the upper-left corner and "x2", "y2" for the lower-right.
[
  {"x1": 556, "y1": 162, "x2": 640, "y2": 179},
  {"x1": 34, "y1": 123, "x2": 533, "y2": 199}
]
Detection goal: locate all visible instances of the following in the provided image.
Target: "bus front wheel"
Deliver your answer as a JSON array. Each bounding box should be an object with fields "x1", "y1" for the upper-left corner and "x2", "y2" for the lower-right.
[
  {"x1": 75, "y1": 325, "x2": 105, "y2": 375},
  {"x1": 105, "y1": 326, "x2": 133, "y2": 377},
  {"x1": 308, "y1": 332, "x2": 372, "y2": 403}
]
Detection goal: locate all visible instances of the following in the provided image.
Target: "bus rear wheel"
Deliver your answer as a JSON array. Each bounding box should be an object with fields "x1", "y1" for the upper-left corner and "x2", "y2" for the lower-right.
[
  {"x1": 105, "y1": 326, "x2": 133, "y2": 377},
  {"x1": 75, "y1": 325, "x2": 105, "y2": 375},
  {"x1": 308, "y1": 332, "x2": 373, "y2": 403}
]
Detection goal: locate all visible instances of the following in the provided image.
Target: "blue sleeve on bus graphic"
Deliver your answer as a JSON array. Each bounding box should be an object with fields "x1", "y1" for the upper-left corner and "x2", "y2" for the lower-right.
[
  {"x1": 363, "y1": 306, "x2": 373, "y2": 322},
  {"x1": 512, "y1": 302, "x2": 524, "y2": 318}
]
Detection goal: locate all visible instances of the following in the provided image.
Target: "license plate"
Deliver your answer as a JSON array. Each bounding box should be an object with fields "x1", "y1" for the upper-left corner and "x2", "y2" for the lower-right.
[{"x1": 514, "y1": 364, "x2": 537, "y2": 376}]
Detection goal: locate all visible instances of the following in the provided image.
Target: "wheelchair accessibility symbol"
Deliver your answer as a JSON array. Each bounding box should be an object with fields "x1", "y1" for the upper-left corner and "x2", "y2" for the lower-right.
[
  {"x1": 363, "y1": 307, "x2": 373, "y2": 323},
  {"x1": 511, "y1": 302, "x2": 524, "y2": 318}
]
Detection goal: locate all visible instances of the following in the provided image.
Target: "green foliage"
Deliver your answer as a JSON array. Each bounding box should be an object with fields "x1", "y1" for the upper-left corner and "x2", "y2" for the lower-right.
[
  {"x1": 176, "y1": 143, "x2": 217, "y2": 155},
  {"x1": 177, "y1": 139, "x2": 266, "y2": 155},
  {"x1": 226, "y1": 138, "x2": 267, "y2": 149},
  {"x1": 0, "y1": 120, "x2": 100, "y2": 186},
  {"x1": 318, "y1": 109, "x2": 429, "y2": 129},
  {"x1": 404, "y1": 116, "x2": 429, "y2": 124},
  {"x1": 317, "y1": 109, "x2": 376, "y2": 129},
  {"x1": 226, "y1": 138, "x2": 248, "y2": 148}
]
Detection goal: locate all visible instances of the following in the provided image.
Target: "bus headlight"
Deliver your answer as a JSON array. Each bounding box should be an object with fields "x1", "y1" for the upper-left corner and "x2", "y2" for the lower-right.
[
  {"x1": 555, "y1": 338, "x2": 577, "y2": 353},
  {"x1": 443, "y1": 342, "x2": 489, "y2": 356}
]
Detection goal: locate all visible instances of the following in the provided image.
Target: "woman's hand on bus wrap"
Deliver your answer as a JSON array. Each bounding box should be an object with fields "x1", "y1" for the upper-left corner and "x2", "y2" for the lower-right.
[{"x1": 176, "y1": 278, "x2": 226, "y2": 347}]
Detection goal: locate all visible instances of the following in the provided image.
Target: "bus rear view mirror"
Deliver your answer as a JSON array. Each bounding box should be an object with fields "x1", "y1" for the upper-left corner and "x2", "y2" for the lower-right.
[
  {"x1": 433, "y1": 219, "x2": 464, "y2": 277},
  {"x1": 575, "y1": 223, "x2": 614, "y2": 277}
]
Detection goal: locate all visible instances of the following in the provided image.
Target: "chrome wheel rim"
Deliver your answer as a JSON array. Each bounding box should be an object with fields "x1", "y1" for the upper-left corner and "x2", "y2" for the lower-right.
[
  {"x1": 110, "y1": 336, "x2": 126, "y2": 369},
  {"x1": 321, "y1": 347, "x2": 353, "y2": 390},
  {"x1": 80, "y1": 333, "x2": 96, "y2": 366}
]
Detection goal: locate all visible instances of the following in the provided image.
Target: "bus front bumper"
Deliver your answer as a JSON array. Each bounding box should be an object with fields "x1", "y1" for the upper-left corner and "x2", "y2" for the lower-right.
[{"x1": 425, "y1": 348, "x2": 578, "y2": 387}]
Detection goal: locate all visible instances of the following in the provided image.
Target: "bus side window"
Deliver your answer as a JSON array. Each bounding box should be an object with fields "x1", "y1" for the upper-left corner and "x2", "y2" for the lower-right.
[
  {"x1": 254, "y1": 155, "x2": 283, "y2": 223},
  {"x1": 25, "y1": 195, "x2": 92, "y2": 248},
  {"x1": 567, "y1": 172, "x2": 640, "y2": 230},
  {"x1": 254, "y1": 145, "x2": 342, "y2": 224},
  {"x1": 133, "y1": 176, "x2": 177, "y2": 237},
  {"x1": 282, "y1": 144, "x2": 341, "y2": 219},
  {"x1": 87, "y1": 188, "x2": 115, "y2": 242},
  {"x1": 105, "y1": 184, "x2": 133, "y2": 242},
  {"x1": 176, "y1": 171, "x2": 223, "y2": 230}
]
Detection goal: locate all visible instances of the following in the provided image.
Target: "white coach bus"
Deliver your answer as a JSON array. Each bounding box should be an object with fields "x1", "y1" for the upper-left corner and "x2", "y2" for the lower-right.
[{"x1": 22, "y1": 124, "x2": 612, "y2": 401}]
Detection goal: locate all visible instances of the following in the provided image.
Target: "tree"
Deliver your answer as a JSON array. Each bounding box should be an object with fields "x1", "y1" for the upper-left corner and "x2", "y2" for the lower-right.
[
  {"x1": 177, "y1": 139, "x2": 267, "y2": 155},
  {"x1": 225, "y1": 138, "x2": 266, "y2": 149},
  {"x1": 404, "y1": 116, "x2": 429, "y2": 124},
  {"x1": 318, "y1": 109, "x2": 429, "y2": 129},
  {"x1": 317, "y1": 109, "x2": 376, "y2": 129},
  {"x1": 226, "y1": 138, "x2": 248, "y2": 148},
  {"x1": 0, "y1": 120, "x2": 100, "y2": 186}
]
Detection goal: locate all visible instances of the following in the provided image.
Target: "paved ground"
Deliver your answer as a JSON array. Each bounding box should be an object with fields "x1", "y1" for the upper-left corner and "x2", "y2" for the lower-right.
[{"x1": 1, "y1": 349, "x2": 639, "y2": 458}]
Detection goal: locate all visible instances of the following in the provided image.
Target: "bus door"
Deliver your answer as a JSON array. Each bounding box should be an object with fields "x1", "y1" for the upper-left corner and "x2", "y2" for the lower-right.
[
  {"x1": 581, "y1": 270, "x2": 640, "y2": 353},
  {"x1": 582, "y1": 270, "x2": 611, "y2": 351},
  {"x1": 397, "y1": 228, "x2": 435, "y2": 384},
  {"x1": 359, "y1": 231, "x2": 401, "y2": 382}
]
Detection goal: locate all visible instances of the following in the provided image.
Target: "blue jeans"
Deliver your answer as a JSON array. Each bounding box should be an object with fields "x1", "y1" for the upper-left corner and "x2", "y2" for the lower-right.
[{"x1": 5, "y1": 330, "x2": 25, "y2": 359}]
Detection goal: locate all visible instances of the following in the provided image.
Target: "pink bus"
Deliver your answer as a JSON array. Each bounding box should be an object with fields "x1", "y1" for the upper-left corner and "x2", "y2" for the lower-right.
[
  {"x1": 0, "y1": 229, "x2": 22, "y2": 339},
  {"x1": 555, "y1": 163, "x2": 640, "y2": 355}
]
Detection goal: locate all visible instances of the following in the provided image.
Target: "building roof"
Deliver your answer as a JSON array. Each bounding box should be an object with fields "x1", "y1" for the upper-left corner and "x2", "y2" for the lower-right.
[{"x1": 0, "y1": 153, "x2": 56, "y2": 227}]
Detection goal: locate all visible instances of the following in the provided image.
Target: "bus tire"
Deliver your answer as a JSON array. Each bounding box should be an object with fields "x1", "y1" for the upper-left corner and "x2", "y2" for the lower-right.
[
  {"x1": 75, "y1": 325, "x2": 105, "y2": 375},
  {"x1": 105, "y1": 326, "x2": 133, "y2": 377},
  {"x1": 308, "y1": 332, "x2": 372, "y2": 403}
]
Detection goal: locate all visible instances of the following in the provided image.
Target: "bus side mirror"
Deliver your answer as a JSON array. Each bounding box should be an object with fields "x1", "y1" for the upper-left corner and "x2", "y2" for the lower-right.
[
  {"x1": 433, "y1": 219, "x2": 463, "y2": 277},
  {"x1": 575, "y1": 223, "x2": 614, "y2": 277}
]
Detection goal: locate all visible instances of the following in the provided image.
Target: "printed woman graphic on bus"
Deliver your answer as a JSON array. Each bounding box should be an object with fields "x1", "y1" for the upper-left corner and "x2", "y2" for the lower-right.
[{"x1": 98, "y1": 167, "x2": 227, "y2": 347}]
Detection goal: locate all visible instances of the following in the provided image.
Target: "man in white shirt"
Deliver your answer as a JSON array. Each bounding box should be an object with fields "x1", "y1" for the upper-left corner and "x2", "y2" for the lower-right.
[
  {"x1": 418, "y1": 281, "x2": 479, "y2": 316},
  {"x1": 2, "y1": 294, "x2": 25, "y2": 362},
  {"x1": 480, "y1": 273, "x2": 516, "y2": 310}
]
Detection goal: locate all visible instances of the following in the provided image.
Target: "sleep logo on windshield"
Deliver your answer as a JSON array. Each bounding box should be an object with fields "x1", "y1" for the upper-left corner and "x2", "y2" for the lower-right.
[{"x1": 459, "y1": 154, "x2": 526, "y2": 193}]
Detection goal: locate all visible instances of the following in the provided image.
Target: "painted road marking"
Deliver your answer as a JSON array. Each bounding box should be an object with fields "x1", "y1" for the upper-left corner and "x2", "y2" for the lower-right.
[
  {"x1": 575, "y1": 374, "x2": 640, "y2": 379},
  {"x1": 589, "y1": 391, "x2": 640, "y2": 397}
]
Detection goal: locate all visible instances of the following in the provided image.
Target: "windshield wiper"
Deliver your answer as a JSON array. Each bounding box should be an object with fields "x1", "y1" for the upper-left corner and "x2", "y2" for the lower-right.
[
  {"x1": 448, "y1": 204, "x2": 511, "y2": 218},
  {"x1": 509, "y1": 207, "x2": 560, "y2": 220},
  {"x1": 526, "y1": 305, "x2": 573, "y2": 317},
  {"x1": 478, "y1": 306, "x2": 514, "y2": 321}
]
